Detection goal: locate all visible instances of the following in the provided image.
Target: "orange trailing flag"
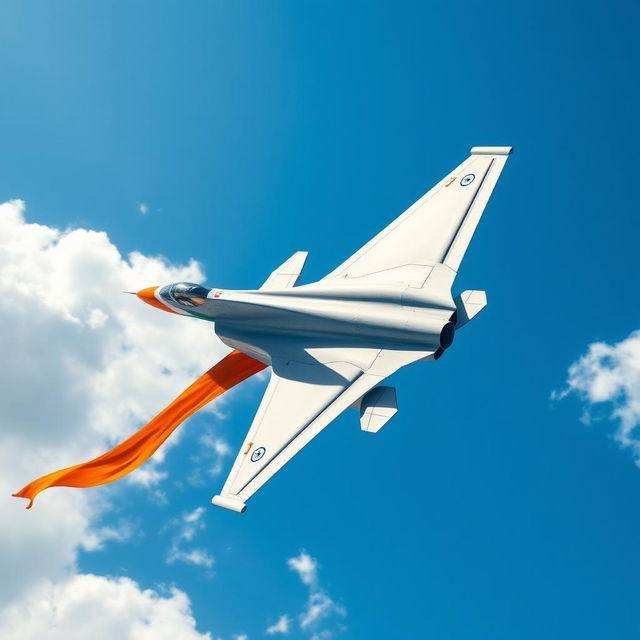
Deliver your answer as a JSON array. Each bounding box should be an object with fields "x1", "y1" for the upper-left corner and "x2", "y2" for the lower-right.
[{"x1": 13, "y1": 350, "x2": 266, "y2": 509}]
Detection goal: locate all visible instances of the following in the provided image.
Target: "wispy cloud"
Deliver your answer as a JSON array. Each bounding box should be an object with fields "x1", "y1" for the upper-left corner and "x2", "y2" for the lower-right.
[
  {"x1": 554, "y1": 330, "x2": 640, "y2": 463},
  {"x1": 300, "y1": 592, "x2": 345, "y2": 630},
  {"x1": 188, "y1": 432, "x2": 233, "y2": 485},
  {"x1": 166, "y1": 507, "x2": 215, "y2": 570},
  {"x1": 128, "y1": 466, "x2": 169, "y2": 488},
  {"x1": 138, "y1": 201, "x2": 149, "y2": 215},
  {"x1": 287, "y1": 551, "x2": 318, "y2": 586},
  {"x1": 266, "y1": 614, "x2": 292, "y2": 635},
  {"x1": 81, "y1": 518, "x2": 138, "y2": 552},
  {"x1": 286, "y1": 551, "x2": 346, "y2": 639},
  {"x1": 167, "y1": 547, "x2": 214, "y2": 569}
]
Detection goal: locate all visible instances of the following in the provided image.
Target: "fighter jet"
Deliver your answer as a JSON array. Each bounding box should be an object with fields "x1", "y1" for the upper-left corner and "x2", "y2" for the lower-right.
[{"x1": 136, "y1": 146, "x2": 512, "y2": 513}]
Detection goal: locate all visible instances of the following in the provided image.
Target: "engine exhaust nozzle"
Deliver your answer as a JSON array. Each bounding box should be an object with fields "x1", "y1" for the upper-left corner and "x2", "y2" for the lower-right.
[{"x1": 439, "y1": 321, "x2": 455, "y2": 350}]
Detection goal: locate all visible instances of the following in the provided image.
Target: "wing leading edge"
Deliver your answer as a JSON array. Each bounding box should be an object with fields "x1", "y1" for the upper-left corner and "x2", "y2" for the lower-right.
[
  {"x1": 213, "y1": 346, "x2": 434, "y2": 512},
  {"x1": 324, "y1": 146, "x2": 512, "y2": 282}
]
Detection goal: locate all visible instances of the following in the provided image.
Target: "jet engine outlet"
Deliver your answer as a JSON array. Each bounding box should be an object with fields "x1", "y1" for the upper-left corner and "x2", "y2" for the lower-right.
[{"x1": 439, "y1": 321, "x2": 455, "y2": 350}]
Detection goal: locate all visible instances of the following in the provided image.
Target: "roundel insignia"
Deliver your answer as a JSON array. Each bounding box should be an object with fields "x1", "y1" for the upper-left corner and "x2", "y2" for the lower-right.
[
  {"x1": 250, "y1": 446, "x2": 266, "y2": 462},
  {"x1": 460, "y1": 173, "x2": 475, "y2": 186}
]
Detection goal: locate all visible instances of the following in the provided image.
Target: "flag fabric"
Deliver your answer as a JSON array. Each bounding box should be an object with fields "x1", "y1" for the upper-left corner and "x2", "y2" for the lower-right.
[{"x1": 13, "y1": 349, "x2": 266, "y2": 508}]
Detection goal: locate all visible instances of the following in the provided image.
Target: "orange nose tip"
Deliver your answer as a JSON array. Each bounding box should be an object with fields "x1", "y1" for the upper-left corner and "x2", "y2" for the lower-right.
[
  {"x1": 136, "y1": 287, "x2": 178, "y2": 314},
  {"x1": 136, "y1": 286, "x2": 158, "y2": 302}
]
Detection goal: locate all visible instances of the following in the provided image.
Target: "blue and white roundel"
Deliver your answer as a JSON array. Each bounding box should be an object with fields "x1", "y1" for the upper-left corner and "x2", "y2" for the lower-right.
[
  {"x1": 460, "y1": 173, "x2": 475, "y2": 186},
  {"x1": 251, "y1": 447, "x2": 266, "y2": 462}
]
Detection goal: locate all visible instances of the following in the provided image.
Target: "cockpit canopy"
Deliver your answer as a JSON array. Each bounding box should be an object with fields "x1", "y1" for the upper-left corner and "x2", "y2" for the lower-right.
[{"x1": 158, "y1": 282, "x2": 211, "y2": 307}]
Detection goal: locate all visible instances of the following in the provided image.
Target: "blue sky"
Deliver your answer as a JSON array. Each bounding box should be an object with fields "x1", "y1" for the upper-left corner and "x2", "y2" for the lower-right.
[{"x1": 1, "y1": 1, "x2": 640, "y2": 639}]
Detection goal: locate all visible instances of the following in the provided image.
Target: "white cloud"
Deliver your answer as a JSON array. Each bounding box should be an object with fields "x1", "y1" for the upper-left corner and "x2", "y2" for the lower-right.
[
  {"x1": 0, "y1": 574, "x2": 212, "y2": 640},
  {"x1": 81, "y1": 518, "x2": 138, "y2": 552},
  {"x1": 188, "y1": 433, "x2": 233, "y2": 485},
  {"x1": 206, "y1": 434, "x2": 232, "y2": 460},
  {"x1": 128, "y1": 467, "x2": 169, "y2": 488},
  {"x1": 555, "y1": 331, "x2": 640, "y2": 462},
  {"x1": 266, "y1": 614, "x2": 291, "y2": 635},
  {"x1": 300, "y1": 592, "x2": 345, "y2": 631},
  {"x1": 168, "y1": 548, "x2": 215, "y2": 569},
  {"x1": 166, "y1": 507, "x2": 215, "y2": 570},
  {"x1": 287, "y1": 551, "x2": 318, "y2": 586},
  {"x1": 0, "y1": 200, "x2": 230, "y2": 635},
  {"x1": 0, "y1": 449, "x2": 99, "y2": 606},
  {"x1": 310, "y1": 631, "x2": 341, "y2": 640},
  {"x1": 286, "y1": 551, "x2": 346, "y2": 639},
  {"x1": 138, "y1": 202, "x2": 149, "y2": 215},
  {"x1": 0, "y1": 199, "x2": 228, "y2": 485}
]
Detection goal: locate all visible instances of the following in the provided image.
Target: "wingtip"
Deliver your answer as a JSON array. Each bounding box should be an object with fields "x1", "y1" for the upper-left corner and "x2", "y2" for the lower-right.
[
  {"x1": 470, "y1": 146, "x2": 513, "y2": 156},
  {"x1": 212, "y1": 494, "x2": 247, "y2": 513}
]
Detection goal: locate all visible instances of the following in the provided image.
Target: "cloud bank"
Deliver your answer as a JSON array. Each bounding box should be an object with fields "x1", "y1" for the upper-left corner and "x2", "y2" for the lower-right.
[
  {"x1": 0, "y1": 574, "x2": 212, "y2": 640},
  {"x1": 0, "y1": 200, "x2": 227, "y2": 637}
]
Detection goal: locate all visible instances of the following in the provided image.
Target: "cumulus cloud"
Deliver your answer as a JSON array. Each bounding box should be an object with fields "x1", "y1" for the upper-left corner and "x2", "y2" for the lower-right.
[
  {"x1": 266, "y1": 614, "x2": 291, "y2": 635},
  {"x1": 0, "y1": 574, "x2": 212, "y2": 640},
  {"x1": 0, "y1": 199, "x2": 228, "y2": 475},
  {"x1": 554, "y1": 331, "x2": 640, "y2": 462},
  {"x1": 0, "y1": 200, "x2": 229, "y2": 635},
  {"x1": 286, "y1": 551, "x2": 346, "y2": 639}
]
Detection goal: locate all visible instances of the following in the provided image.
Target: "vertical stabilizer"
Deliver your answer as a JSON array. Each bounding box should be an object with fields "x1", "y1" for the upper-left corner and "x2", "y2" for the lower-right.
[{"x1": 260, "y1": 251, "x2": 308, "y2": 290}]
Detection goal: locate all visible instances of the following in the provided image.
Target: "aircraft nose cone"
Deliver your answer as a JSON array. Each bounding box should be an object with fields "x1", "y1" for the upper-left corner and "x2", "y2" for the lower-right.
[
  {"x1": 136, "y1": 287, "x2": 177, "y2": 314},
  {"x1": 136, "y1": 286, "x2": 158, "y2": 303}
]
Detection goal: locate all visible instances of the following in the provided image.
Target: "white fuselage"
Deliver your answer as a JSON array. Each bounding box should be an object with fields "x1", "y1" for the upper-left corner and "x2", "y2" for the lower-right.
[{"x1": 198, "y1": 280, "x2": 457, "y2": 365}]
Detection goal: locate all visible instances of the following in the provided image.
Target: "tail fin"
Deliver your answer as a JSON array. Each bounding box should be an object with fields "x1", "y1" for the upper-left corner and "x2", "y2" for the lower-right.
[{"x1": 260, "y1": 251, "x2": 308, "y2": 290}]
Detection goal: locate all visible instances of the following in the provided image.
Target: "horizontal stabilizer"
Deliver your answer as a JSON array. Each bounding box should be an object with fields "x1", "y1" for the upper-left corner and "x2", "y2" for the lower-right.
[
  {"x1": 260, "y1": 251, "x2": 308, "y2": 290},
  {"x1": 359, "y1": 386, "x2": 398, "y2": 433},
  {"x1": 454, "y1": 290, "x2": 487, "y2": 328}
]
